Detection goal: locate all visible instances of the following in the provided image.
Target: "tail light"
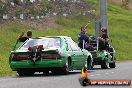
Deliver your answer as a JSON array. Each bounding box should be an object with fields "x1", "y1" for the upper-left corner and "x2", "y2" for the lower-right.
[
  {"x1": 41, "y1": 54, "x2": 61, "y2": 59},
  {"x1": 12, "y1": 54, "x2": 31, "y2": 61}
]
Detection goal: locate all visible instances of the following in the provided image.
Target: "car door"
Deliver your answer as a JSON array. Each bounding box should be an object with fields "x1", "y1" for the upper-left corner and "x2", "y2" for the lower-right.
[{"x1": 65, "y1": 37, "x2": 86, "y2": 69}]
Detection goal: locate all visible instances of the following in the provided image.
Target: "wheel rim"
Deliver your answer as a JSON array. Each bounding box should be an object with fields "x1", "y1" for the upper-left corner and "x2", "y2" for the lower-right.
[
  {"x1": 85, "y1": 60, "x2": 87, "y2": 68},
  {"x1": 65, "y1": 61, "x2": 69, "y2": 72},
  {"x1": 105, "y1": 58, "x2": 109, "y2": 67}
]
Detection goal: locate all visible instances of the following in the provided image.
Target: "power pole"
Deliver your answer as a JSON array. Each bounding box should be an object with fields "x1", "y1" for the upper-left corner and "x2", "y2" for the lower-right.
[
  {"x1": 95, "y1": 0, "x2": 108, "y2": 38},
  {"x1": 100, "y1": 0, "x2": 108, "y2": 34}
]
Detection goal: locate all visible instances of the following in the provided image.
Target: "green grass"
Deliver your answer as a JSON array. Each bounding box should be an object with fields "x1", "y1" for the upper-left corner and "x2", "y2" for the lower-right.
[
  {"x1": 108, "y1": 3, "x2": 132, "y2": 61},
  {"x1": 0, "y1": 0, "x2": 132, "y2": 76}
]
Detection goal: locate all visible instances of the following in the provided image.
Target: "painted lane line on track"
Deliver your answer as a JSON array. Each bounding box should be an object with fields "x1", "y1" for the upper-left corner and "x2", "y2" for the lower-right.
[
  {"x1": 105, "y1": 73, "x2": 109, "y2": 75},
  {"x1": 96, "y1": 74, "x2": 101, "y2": 76},
  {"x1": 111, "y1": 72, "x2": 114, "y2": 73},
  {"x1": 90, "y1": 75, "x2": 95, "y2": 77}
]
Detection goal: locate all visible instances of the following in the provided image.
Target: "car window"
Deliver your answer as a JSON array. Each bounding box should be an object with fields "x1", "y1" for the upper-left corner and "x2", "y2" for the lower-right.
[
  {"x1": 19, "y1": 38, "x2": 61, "y2": 50},
  {"x1": 66, "y1": 38, "x2": 80, "y2": 51}
]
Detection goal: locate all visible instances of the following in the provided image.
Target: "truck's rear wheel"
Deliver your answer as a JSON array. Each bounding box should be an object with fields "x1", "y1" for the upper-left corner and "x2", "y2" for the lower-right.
[
  {"x1": 109, "y1": 62, "x2": 116, "y2": 68},
  {"x1": 101, "y1": 59, "x2": 108, "y2": 69}
]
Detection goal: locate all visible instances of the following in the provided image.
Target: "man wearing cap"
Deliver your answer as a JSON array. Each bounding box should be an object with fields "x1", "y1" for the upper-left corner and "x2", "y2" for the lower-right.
[
  {"x1": 17, "y1": 31, "x2": 32, "y2": 42},
  {"x1": 98, "y1": 27, "x2": 109, "y2": 50}
]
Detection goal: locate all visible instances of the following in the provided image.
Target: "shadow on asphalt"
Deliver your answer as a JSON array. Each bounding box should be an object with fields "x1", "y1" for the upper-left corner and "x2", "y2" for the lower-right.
[
  {"x1": 93, "y1": 67, "x2": 115, "y2": 70},
  {"x1": 13, "y1": 70, "x2": 95, "y2": 78},
  {"x1": 12, "y1": 67, "x2": 115, "y2": 78}
]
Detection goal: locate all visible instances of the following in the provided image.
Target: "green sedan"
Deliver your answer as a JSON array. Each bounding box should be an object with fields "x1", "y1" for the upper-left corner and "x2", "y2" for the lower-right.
[{"x1": 9, "y1": 36, "x2": 93, "y2": 76}]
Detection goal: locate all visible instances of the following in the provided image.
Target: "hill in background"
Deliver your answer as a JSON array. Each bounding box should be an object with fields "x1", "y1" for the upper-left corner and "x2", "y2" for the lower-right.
[{"x1": 0, "y1": 0, "x2": 95, "y2": 29}]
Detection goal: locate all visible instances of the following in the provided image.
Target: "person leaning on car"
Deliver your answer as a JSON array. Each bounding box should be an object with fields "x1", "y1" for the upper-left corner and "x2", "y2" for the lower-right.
[
  {"x1": 98, "y1": 27, "x2": 110, "y2": 50},
  {"x1": 17, "y1": 31, "x2": 32, "y2": 42}
]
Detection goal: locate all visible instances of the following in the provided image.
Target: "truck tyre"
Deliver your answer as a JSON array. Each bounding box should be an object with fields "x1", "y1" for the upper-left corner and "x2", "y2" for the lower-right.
[
  {"x1": 109, "y1": 62, "x2": 116, "y2": 68},
  {"x1": 101, "y1": 59, "x2": 108, "y2": 69}
]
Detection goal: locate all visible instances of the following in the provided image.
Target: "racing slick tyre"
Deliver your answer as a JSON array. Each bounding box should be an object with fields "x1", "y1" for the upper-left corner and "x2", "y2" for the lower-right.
[
  {"x1": 17, "y1": 69, "x2": 34, "y2": 76},
  {"x1": 109, "y1": 57, "x2": 116, "y2": 68},
  {"x1": 52, "y1": 60, "x2": 70, "y2": 75},
  {"x1": 101, "y1": 59, "x2": 108, "y2": 69},
  {"x1": 109, "y1": 62, "x2": 116, "y2": 68}
]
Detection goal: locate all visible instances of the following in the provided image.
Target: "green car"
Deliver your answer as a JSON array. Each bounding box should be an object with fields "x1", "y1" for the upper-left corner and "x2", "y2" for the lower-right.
[{"x1": 9, "y1": 36, "x2": 93, "y2": 76}]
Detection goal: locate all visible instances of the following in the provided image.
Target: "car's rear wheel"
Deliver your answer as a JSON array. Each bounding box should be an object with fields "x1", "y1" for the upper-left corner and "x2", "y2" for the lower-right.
[
  {"x1": 52, "y1": 59, "x2": 70, "y2": 75},
  {"x1": 17, "y1": 69, "x2": 34, "y2": 76},
  {"x1": 52, "y1": 63, "x2": 69, "y2": 75}
]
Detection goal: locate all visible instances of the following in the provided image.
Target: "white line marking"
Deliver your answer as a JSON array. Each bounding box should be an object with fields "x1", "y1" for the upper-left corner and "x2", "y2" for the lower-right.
[
  {"x1": 105, "y1": 73, "x2": 109, "y2": 75},
  {"x1": 96, "y1": 74, "x2": 101, "y2": 76},
  {"x1": 111, "y1": 72, "x2": 114, "y2": 74},
  {"x1": 90, "y1": 75, "x2": 95, "y2": 77}
]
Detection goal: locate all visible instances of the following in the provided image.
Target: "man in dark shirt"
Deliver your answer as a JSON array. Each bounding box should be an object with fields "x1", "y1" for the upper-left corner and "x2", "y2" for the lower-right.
[
  {"x1": 98, "y1": 27, "x2": 109, "y2": 50},
  {"x1": 78, "y1": 27, "x2": 89, "y2": 49},
  {"x1": 17, "y1": 31, "x2": 32, "y2": 42}
]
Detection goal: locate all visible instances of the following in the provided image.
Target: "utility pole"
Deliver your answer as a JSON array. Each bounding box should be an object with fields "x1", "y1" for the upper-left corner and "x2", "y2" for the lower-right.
[
  {"x1": 100, "y1": 0, "x2": 108, "y2": 34},
  {"x1": 95, "y1": 0, "x2": 108, "y2": 38}
]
